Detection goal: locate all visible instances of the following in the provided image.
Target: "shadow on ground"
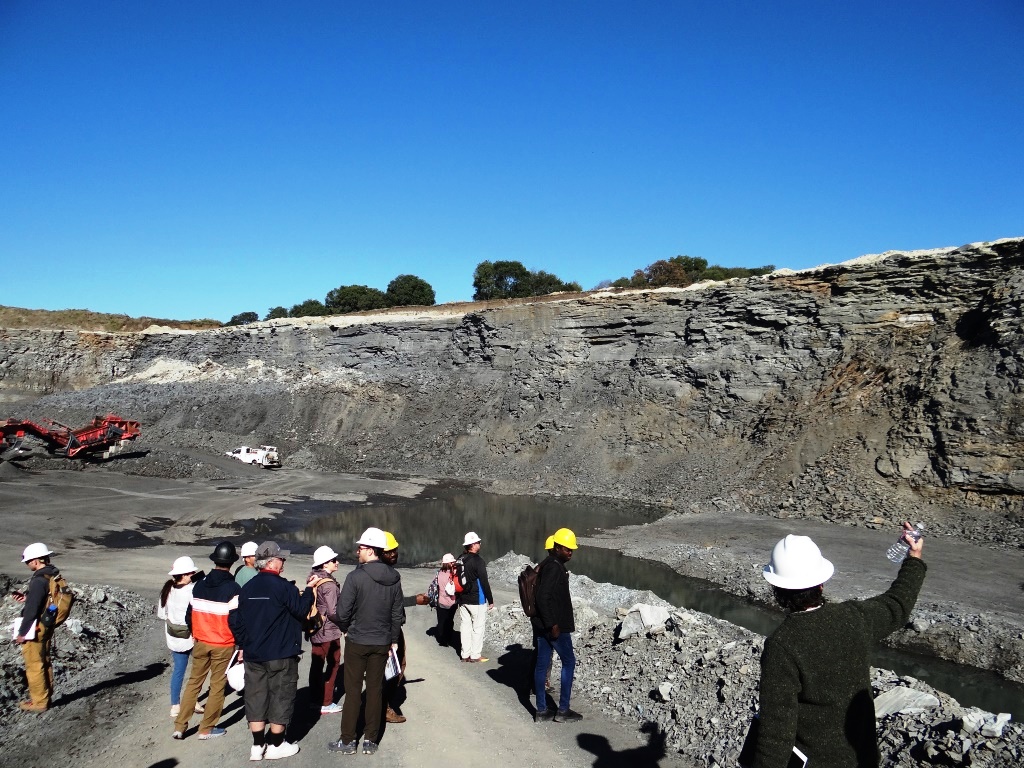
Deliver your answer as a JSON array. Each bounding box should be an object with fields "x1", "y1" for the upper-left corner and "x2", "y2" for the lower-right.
[
  {"x1": 486, "y1": 642, "x2": 538, "y2": 716},
  {"x1": 59, "y1": 661, "x2": 166, "y2": 707},
  {"x1": 578, "y1": 722, "x2": 668, "y2": 767}
]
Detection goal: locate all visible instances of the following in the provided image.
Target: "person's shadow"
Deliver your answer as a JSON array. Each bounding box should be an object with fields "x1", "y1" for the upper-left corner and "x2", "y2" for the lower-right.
[
  {"x1": 58, "y1": 662, "x2": 166, "y2": 707},
  {"x1": 578, "y1": 721, "x2": 668, "y2": 767},
  {"x1": 485, "y1": 643, "x2": 537, "y2": 715}
]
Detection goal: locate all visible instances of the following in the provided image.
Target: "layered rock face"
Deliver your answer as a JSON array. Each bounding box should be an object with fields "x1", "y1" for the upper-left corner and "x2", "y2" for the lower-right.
[{"x1": 2, "y1": 238, "x2": 1022, "y2": 539}]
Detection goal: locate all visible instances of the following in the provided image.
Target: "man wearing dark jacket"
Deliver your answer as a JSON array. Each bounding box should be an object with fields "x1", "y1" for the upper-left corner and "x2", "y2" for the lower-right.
[
  {"x1": 229, "y1": 541, "x2": 316, "y2": 761},
  {"x1": 754, "y1": 523, "x2": 927, "y2": 768},
  {"x1": 14, "y1": 543, "x2": 60, "y2": 712},
  {"x1": 174, "y1": 540, "x2": 242, "y2": 741},
  {"x1": 457, "y1": 531, "x2": 494, "y2": 663},
  {"x1": 532, "y1": 528, "x2": 582, "y2": 723},
  {"x1": 327, "y1": 527, "x2": 405, "y2": 757}
]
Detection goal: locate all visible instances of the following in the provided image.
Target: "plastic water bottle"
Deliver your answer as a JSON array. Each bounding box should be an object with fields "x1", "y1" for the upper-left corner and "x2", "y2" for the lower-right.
[
  {"x1": 40, "y1": 603, "x2": 58, "y2": 628},
  {"x1": 886, "y1": 523, "x2": 924, "y2": 563}
]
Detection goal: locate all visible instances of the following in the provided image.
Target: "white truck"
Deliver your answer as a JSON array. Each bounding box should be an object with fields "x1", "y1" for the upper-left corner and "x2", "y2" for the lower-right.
[{"x1": 225, "y1": 445, "x2": 282, "y2": 468}]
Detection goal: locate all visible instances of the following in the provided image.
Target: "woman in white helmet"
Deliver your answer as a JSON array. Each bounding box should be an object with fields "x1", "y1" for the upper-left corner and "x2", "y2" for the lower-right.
[
  {"x1": 308, "y1": 545, "x2": 343, "y2": 715},
  {"x1": 158, "y1": 555, "x2": 204, "y2": 719},
  {"x1": 753, "y1": 523, "x2": 926, "y2": 768}
]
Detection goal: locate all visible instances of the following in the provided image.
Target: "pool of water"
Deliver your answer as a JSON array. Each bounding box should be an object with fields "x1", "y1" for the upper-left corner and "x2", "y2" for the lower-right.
[{"x1": 270, "y1": 485, "x2": 1024, "y2": 719}]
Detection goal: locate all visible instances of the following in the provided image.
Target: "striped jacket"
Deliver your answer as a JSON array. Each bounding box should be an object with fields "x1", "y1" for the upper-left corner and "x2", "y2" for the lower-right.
[{"x1": 186, "y1": 568, "x2": 241, "y2": 647}]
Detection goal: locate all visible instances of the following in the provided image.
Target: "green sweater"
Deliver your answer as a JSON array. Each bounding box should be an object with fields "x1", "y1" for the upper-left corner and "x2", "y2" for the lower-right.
[{"x1": 754, "y1": 557, "x2": 927, "y2": 768}]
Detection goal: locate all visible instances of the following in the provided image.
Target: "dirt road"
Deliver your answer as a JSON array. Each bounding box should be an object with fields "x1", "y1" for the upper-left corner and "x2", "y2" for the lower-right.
[
  {"x1": 0, "y1": 464, "x2": 688, "y2": 766},
  {"x1": 7, "y1": 559, "x2": 682, "y2": 768}
]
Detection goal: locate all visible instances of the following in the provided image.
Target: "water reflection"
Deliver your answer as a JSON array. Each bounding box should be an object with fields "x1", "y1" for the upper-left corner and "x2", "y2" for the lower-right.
[
  {"x1": 271, "y1": 485, "x2": 1024, "y2": 719},
  {"x1": 274, "y1": 487, "x2": 666, "y2": 568}
]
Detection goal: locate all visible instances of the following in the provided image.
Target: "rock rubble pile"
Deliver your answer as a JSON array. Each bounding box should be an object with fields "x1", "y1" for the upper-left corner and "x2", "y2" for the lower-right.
[{"x1": 484, "y1": 553, "x2": 1022, "y2": 767}]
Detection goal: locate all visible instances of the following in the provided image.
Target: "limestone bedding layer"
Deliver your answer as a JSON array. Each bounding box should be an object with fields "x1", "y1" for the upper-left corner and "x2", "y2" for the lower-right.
[{"x1": 2, "y1": 239, "x2": 1022, "y2": 547}]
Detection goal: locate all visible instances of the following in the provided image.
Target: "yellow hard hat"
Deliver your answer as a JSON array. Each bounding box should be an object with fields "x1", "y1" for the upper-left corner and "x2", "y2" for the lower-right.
[
  {"x1": 551, "y1": 528, "x2": 578, "y2": 550},
  {"x1": 544, "y1": 535, "x2": 555, "y2": 550},
  {"x1": 383, "y1": 531, "x2": 399, "y2": 551}
]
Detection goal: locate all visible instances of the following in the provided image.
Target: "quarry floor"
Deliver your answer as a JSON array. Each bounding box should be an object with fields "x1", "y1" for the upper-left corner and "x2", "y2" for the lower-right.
[{"x1": 1, "y1": 455, "x2": 1022, "y2": 767}]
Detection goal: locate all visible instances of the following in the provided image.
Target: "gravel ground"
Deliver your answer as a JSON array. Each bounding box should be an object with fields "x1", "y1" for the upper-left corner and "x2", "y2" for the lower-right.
[{"x1": 483, "y1": 553, "x2": 1024, "y2": 767}]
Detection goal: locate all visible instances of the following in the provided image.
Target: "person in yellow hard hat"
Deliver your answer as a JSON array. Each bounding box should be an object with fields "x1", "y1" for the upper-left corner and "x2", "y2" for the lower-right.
[
  {"x1": 380, "y1": 532, "x2": 407, "y2": 724},
  {"x1": 531, "y1": 535, "x2": 557, "y2": 697},
  {"x1": 532, "y1": 528, "x2": 582, "y2": 723}
]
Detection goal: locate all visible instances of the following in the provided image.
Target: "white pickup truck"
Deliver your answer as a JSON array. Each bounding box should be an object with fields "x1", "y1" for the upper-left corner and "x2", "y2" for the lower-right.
[{"x1": 225, "y1": 445, "x2": 282, "y2": 468}]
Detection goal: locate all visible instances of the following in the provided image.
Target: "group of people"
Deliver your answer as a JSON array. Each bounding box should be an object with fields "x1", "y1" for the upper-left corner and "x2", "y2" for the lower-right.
[
  {"x1": 153, "y1": 528, "x2": 405, "y2": 760},
  {"x1": 15, "y1": 520, "x2": 927, "y2": 768},
  {"x1": 423, "y1": 526, "x2": 584, "y2": 724}
]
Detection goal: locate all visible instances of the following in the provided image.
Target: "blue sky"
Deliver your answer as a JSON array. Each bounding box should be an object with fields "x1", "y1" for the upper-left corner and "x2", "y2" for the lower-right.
[{"x1": 2, "y1": 1, "x2": 1022, "y2": 322}]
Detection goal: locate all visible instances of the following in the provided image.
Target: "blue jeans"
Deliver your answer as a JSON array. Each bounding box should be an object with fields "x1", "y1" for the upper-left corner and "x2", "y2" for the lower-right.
[
  {"x1": 170, "y1": 650, "x2": 191, "y2": 705},
  {"x1": 535, "y1": 632, "x2": 575, "y2": 713}
]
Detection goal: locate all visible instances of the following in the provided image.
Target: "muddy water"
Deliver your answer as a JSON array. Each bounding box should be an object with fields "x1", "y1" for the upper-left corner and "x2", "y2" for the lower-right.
[{"x1": 276, "y1": 486, "x2": 1024, "y2": 719}]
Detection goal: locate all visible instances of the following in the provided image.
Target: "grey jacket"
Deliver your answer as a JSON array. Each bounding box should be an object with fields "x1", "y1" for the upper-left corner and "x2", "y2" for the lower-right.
[{"x1": 330, "y1": 560, "x2": 405, "y2": 646}]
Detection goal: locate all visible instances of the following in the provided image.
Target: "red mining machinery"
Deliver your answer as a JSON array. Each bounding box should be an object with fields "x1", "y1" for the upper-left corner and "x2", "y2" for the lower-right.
[{"x1": 0, "y1": 414, "x2": 142, "y2": 460}]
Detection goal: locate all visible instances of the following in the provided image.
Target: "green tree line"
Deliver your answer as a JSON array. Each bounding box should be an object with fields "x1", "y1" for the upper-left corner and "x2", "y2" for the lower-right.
[
  {"x1": 228, "y1": 273, "x2": 437, "y2": 325},
  {"x1": 598, "y1": 255, "x2": 775, "y2": 290},
  {"x1": 226, "y1": 254, "x2": 773, "y2": 325}
]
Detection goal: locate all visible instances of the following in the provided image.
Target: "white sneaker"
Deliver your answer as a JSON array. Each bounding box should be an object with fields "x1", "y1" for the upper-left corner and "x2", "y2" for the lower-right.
[
  {"x1": 250, "y1": 745, "x2": 265, "y2": 761},
  {"x1": 264, "y1": 742, "x2": 300, "y2": 760},
  {"x1": 320, "y1": 703, "x2": 343, "y2": 715},
  {"x1": 169, "y1": 704, "x2": 180, "y2": 718}
]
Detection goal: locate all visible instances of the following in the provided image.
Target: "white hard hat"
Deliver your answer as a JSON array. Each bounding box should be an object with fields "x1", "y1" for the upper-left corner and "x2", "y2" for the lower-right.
[
  {"x1": 762, "y1": 535, "x2": 834, "y2": 590},
  {"x1": 463, "y1": 531, "x2": 481, "y2": 547},
  {"x1": 355, "y1": 527, "x2": 387, "y2": 549},
  {"x1": 240, "y1": 541, "x2": 259, "y2": 557},
  {"x1": 441, "y1": 553, "x2": 456, "y2": 564},
  {"x1": 22, "y1": 543, "x2": 53, "y2": 563},
  {"x1": 169, "y1": 556, "x2": 198, "y2": 576},
  {"x1": 312, "y1": 545, "x2": 340, "y2": 568}
]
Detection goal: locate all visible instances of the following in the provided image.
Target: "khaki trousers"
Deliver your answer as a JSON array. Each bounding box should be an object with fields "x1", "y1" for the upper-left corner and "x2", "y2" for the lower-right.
[
  {"x1": 21, "y1": 624, "x2": 54, "y2": 707},
  {"x1": 174, "y1": 640, "x2": 234, "y2": 734}
]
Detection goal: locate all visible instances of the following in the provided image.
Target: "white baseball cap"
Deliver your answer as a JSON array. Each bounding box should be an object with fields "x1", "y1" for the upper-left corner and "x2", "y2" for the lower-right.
[
  {"x1": 240, "y1": 541, "x2": 258, "y2": 557},
  {"x1": 169, "y1": 556, "x2": 198, "y2": 576},
  {"x1": 22, "y1": 543, "x2": 53, "y2": 562},
  {"x1": 463, "y1": 531, "x2": 481, "y2": 547},
  {"x1": 762, "y1": 535, "x2": 835, "y2": 590},
  {"x1": 312, "y1": 545, "x2": 340, "y2": 567},
  {"x1": 355, "y1": 527, "x2": 387, "y2": 549}
]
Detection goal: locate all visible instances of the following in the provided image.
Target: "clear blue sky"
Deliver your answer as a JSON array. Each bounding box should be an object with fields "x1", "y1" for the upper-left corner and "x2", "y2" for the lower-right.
[{"x1": 2, "y1": 2, "x2": 1022, "y2": 322}]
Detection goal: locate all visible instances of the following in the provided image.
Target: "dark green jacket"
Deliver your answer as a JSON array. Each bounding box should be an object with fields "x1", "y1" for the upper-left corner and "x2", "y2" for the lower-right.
[{"x1": 754, "y1": 557, "x2": 927, "y2": 768}]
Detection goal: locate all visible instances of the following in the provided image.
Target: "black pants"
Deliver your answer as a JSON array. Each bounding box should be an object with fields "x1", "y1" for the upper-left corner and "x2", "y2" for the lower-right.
[
  {"x1": 340, "y1": 641, "x2": 388, "y2": 743},
  {"x1": 435, "y1": 605, "x2": 456, "y2": 646}
]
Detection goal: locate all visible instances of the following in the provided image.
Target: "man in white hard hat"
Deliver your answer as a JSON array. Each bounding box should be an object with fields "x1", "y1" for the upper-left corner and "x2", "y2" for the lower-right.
[
  {"x1": 308, "y1": 545, "x2": 343, "y2": 716},
  {"x1": 13, "y1": 543, "x2": 60, "y2": 712},
  {"x1": 456, "y1": 531, "x2": 494, "y2": 664},
  {"x1": 751, "y1": 522, "x2": 927, "y2": 768},
  {"x1": 235, "y1": 541, "x2": 259, "y2": 587},
  {"x1": 327, "y1": 527, "x2": 405, "y2": 756}
]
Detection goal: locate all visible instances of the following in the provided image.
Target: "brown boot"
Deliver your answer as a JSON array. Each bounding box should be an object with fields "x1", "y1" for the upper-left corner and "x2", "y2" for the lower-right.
[
  {"x1": 19, "y1": 701, "x2": 48, "y2": 713},
  {"x1": 385, "y1": 706, "x2": 406, "y2": 724}
]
